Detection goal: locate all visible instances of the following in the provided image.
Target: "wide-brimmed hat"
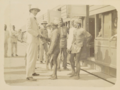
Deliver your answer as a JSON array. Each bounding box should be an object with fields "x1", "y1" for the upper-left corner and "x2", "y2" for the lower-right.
[
  {"x1": 29, "y1": 5, "x2": 40, "y2": 12},
  {"x1": 74, "y1": 18, "x2": 82, "y2": 24},
  {"x1": 41, "y1": 21, "x2": 48, "y2": 24}
]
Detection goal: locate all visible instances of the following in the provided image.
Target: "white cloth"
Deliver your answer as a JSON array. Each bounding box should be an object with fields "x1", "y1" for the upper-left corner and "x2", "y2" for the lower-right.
[
  {"x1": 26, "y1": 14, "x2": 40, "y2": 77},
  {"x1": 67, "y1": 27, "x2": 75, "y2": 50}
]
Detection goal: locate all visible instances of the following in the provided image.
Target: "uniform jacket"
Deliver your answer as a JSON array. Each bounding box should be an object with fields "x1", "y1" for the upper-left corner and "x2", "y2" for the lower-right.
[
  {"x1": 71, "y1": 28, "x2": 91, "y2": 54},
  {"x1": 48, "y1": 28, "x2": 60, "y2": 55},
  {"x1": 26, "y1": 14, "x2": 40, "y2": 44},
  {"x1": 39, "y1": 27, "x2": 48, "y2": 44}
]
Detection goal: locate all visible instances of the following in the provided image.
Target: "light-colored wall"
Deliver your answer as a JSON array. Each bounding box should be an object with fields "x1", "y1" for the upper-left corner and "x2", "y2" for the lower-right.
[{"x1": 89, "y1": 5, "x2": 115, "y2": 15}]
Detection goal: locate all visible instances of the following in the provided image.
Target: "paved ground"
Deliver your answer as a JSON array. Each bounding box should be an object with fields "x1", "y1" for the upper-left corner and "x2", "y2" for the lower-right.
[
  {"x1": 4, "y1": 57, "x2": 114, "y2": 87},
  {"x1": 4, "y1": 42, "x2": 114, "y2": 86}
]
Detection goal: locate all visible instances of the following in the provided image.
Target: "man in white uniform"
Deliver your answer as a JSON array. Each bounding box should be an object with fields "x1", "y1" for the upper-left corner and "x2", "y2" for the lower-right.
[
  {"x1": 26, "y1": 5, "x2": 40, "y2": 81},
  {"x1": 10, "y1": 25, "x2": 18, "y2": 57},
  {"x1": 4, "y1": 25, "x2": 10, "y2": 57}
]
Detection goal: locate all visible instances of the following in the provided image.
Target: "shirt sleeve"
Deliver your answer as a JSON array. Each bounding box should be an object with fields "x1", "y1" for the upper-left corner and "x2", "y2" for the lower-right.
[
  {"x1": 84, "y1": 30, "x2": 92, "y2": 38},
  {"x1": 26, "y1": 17, "x2": 38, "y2": 37}
]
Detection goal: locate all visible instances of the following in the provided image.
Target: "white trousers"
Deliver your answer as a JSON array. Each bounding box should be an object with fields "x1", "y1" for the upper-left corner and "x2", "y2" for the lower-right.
[
  {"x1": 4, "y1": 42, "x2": 8, "y2": 57},
  {"x1": 26, "y1": 42, "x2": 38, "y2": 78}
]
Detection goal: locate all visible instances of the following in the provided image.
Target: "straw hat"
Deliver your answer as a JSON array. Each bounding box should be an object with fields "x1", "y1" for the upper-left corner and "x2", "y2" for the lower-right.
[{"x1": 29, "y1": 5, "x2": 40, "y2": 12}]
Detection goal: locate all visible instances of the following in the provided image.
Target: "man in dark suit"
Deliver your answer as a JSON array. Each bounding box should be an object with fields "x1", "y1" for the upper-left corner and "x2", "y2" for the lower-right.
[{"x1": 57, "y1": 19, "x2": 69, "y2": 71}]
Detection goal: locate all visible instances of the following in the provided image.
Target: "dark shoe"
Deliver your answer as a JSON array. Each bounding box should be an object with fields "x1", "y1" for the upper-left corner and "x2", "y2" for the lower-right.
[
  {"x1": 32, "y1": 73, "x2": 39, "y2": 76},
  {"x1": 26, "y1": 77, "x2": 37, "y2": 81},
  {"x1": 40, "y1": 61, "x2": 44, "y2": 64}
]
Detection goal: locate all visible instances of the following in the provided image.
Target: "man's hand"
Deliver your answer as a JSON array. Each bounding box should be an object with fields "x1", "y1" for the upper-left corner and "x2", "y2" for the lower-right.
[{"x1": 67, "y1": 49, "x2": 71, "y2": 54}]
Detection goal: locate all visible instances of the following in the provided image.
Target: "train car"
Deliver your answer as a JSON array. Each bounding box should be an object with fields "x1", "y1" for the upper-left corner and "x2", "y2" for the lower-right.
[{"x1": 88, "y1": 5, "x2": 117, "y2": 77}]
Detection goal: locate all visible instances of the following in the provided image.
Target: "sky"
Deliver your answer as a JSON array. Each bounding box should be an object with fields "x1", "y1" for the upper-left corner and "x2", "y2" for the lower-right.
[{"x1": 4, "y1": 0, "x2": 59, "y2": 30}]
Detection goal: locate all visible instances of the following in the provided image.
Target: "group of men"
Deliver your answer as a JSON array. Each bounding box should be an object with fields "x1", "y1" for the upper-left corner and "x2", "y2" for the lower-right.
[
  {"x1": 4, "y1": 25, "x2": 22, "y2": 57},
  {"x1": 25, "y1": 5, "x2": 92, "y2": 81}
]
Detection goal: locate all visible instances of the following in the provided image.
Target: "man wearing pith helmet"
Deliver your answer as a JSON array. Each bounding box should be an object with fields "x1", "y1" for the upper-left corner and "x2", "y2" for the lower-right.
[
  {"x1": 39, "y1": 20, "x2": 49, "y2": 69},
  {"x1": 26, "y1": 5, "x2": 40, "y2": 81},
  {"x1": 67, "y1": 18, "x2": 92, "y2": 79},
  {"x1": 47, "y1": 18, "x2": 60, "y2": 80}
]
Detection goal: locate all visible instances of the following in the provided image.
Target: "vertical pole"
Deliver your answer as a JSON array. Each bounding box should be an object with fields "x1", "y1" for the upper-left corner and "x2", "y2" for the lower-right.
[
  {"x1": 95, "y1": 14, "x2": 99, "y2": 38},
  {"x1": 28, "y1": 4, "x2": 31, "y2": 15},
  {"x1": 86, "y1": 5, "x2": 89, "y2": 32},
  {"x1": 84, "y1": 5, "x2": 89, "y2": 67}
]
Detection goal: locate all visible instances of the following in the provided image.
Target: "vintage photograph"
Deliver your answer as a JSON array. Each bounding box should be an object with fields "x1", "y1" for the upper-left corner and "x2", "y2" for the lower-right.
[{"x1": 4, "y1": 0, "x2": 117, "y2": 87}]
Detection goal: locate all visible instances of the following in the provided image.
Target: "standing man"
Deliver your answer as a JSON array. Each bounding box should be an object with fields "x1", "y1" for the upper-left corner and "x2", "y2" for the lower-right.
[
  {"x1": 26, "y1": 5, "x2": 40, "y2": 81},
  {"x1": 10, "y1": 25, "x2": 18, "y2": 57},
  {"x1": 68, "y1": 18, "x2": 92, "y2": 79},
  {"x1": 39, "y1": 21, "x2": 49, "y2": 69},
  {"x1": 67, "y1": 20, "x2": 76, "y2": 75},
  {"x1": 57, "y1": 19, "x2": 69, "y2": 70},
  {"x1": 47, "y1": 18, "x2": 60, "y2": 80},
  {"x1": 4, "y1": 24, "x2": 10, "y2": 57}
]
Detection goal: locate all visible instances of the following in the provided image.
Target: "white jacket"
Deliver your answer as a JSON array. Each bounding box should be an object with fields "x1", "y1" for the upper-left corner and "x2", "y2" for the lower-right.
[{"x1": 26, "y1": 14, "x2": 40, "y2": 44}]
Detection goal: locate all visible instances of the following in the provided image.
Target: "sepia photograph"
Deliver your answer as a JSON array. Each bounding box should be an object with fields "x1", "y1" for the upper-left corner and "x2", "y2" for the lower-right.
[{"x1": 1, "y1": 0, "x2": 119, "y2": 88}]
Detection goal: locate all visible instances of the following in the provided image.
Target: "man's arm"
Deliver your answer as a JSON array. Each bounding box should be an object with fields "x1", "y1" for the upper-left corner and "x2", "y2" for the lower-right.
[
  {"x1": 84, "y1": 30, "x2": 92, "y2": 43},
  {"x1": 26, "y1": 17, "x2": 39, "y2": 37}
]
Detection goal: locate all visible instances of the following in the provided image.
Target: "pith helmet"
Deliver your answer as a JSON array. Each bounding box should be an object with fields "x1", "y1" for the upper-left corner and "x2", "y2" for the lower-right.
[{"x1": 29, "y1": 5, "x2": 40, "y2": 12}]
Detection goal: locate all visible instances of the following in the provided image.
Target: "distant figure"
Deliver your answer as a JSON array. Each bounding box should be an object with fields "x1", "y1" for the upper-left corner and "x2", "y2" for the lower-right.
[
  {"x1": 4, "y1": 24, "x2": 10, "y2": 57},
  {"x1": 10, "y1": 25, "x2": 18, "y2": 57},
  {"x1": 39, "y1": 21, "x2": 49, "y2": 66}
]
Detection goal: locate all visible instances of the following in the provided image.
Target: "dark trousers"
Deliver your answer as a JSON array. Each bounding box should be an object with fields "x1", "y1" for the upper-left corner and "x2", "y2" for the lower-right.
[{"x1": 57, "y1": 48, "x2": 67, "y2": 69}]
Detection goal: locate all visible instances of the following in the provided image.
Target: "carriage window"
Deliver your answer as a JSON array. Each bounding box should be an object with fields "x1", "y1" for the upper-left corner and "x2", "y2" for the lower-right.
[
  {"x1": 103, "y1": 12, "x2": 112, "y2": 38},
  {"x1": 97, "y1": 14, "x2": 103, "y2": 37},
  {"x1": 97, "y1": 14, "x2": 102, "y2": 37},
  {"x1": 112, "y1": 10, "x2": 117, "y2": 36}
]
